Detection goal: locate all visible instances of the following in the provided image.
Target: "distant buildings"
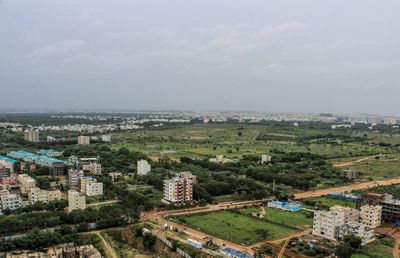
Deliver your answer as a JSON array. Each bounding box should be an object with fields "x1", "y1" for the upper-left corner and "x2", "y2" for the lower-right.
[
  {"x1": 137, "y1": 159, "x2": 151, "y2": 176},
  {"x1": 109, "y1": 172, "x2": 123, "y2": 182},
  {"x1": 77, "y1": 135, "x2": 90, "y2": 145},
  {"x1": 3, "y1": 244, "x2": 102, "y2": 258},
  {"x1": 162, "y1": 172, "x2": 196, "y2": 204},
  {"x1": 0, "y1": 155, "x2": 16, "y2": 173},
  {"x1": 339, "y1": 168, "x2": 359, "y2": 180},
  {"x1": 24, "y1": 129, "x2": 40, "y2": 143},
  {"x1": 267, "y1": 201, "x2": 302, "y2": 212},
  {"x1": 384, "y1": 117, "x2": 397, "y2": 125},
  {"x1": 37, "y1": 149, "x2": 63, "y2": 158},
  {"x1": 68, "y1": 190, "x2": 86, "y2": 212},
  {"x1": 261, "y1": 154, "x2": 272, "y2": 164},
  {"x1": 101, "y1": 134, "x2": 112, "y2": 142},
  {"x1": 208, "y1": 155, "x2": 237, "y2": 164}
]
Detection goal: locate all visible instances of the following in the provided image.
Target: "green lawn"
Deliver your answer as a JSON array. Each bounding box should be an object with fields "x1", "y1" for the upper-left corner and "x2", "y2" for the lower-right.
[
  {"x1": 351, "y1": 241, "x2": 394, "y2": 258},
  {"x1": 177, "y1": 210, "x2": 298, "y2": 245},
  {"x1": 240, "y1": 206, "x2": 313, "y2": 229},
  {"x1": 307, "y1": 197, "x2": 357, "y2": 209}
]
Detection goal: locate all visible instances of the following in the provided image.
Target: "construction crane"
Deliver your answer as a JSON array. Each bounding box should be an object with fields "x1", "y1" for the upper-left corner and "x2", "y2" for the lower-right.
[{"x1": 277, "y1": 238, "x2": 290, "y2": 258}]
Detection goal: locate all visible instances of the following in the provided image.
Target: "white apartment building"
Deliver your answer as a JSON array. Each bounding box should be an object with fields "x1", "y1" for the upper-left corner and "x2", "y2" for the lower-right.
[
  {"x1": 24, "y1": 130, "x2": 40, "y2": 143},
  {"x1": 162, "y1": 172, "x2": 196, "y2": 204},
  {"x1": 29, "y1": 188, "x2": 62, "y2": 204},
  {"x1": 360, "y1": 205, "x2": 382, "y2": 228},
  {"x1": 336, "y1": 222, "x2": 375, "y2": 245},
  {"x1": 0, "y1": 193, "x2": 22, "y2": 211},
  {"x1": 68, "y1": 190, "x2": 86, "y2": 212},
  {"x1": 137, "y1": 159, "x2": 151, "y2": 176},
  {"x1": 101, "y1": 135, "x2": 112, "y2": 142},
  {"x1": 17, "y1": 174, "x2": 36, "y2": 194},
  {"x1": 77, "y1": 136, "x2": 90, "y2": 145},
  {"x1": 85, "y1": 182, "x2": 103, "y2": 196},
  {"x1": 261, "y1": 154, "x2": 272, "y2": 164},
  {"x1": 312, "y1": 205, "x2": 360, "y2": 241}
]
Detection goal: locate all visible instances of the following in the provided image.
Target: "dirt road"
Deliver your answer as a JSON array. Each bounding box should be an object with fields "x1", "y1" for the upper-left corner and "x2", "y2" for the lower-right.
[
  {"x1": 332, "y1": 155, "x2": 381, "y2": 167},
  {"x1": 96, "y1": 232, "x2": 119, "y2": 258}
]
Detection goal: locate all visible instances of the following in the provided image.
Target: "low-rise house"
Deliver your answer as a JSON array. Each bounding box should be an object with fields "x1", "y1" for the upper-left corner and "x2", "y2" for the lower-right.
[
  {"x1": 261, "y1": 154, "x2": 272, "y2": 164},
  {"x1": 339, "y1": 168, "x2": 358, "y2": 180},
  {"x1": 109, "y1": 172, "x2": 123, "y2": 182},
  {"x1": 267, "y1": 201, "x2": 302, "y2": 212}
]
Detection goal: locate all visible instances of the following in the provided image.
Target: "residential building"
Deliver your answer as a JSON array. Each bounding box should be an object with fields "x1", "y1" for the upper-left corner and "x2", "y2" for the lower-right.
[
  {"x1": 68, "y1": 190, "x2": 86, "y2": 212},
  {"x1": 4, "y1": 244, "x2": 102, "y2": 258},
  {"x1": 37, "y1": 149, "x2": 63, "y2": 157},
  {"x1": 67, "y1": 155, "x2": 80, "y2": 167},
  {"x1": 24, "y1": 129, "x2": 40, "y2": 143},
  {"x1": 17, "y1": 174, "x2": 36, "y2": 194},
  {"x1": 83, "y1": 162, "x2": 102, "y2": 175},
  {"x1": 1, "y1": 177, "x2": 16, "y2": 186},
  {"x1": 312, "y1": 205, "x2": 360, "y2": 241},
  {"x1": 109, "y1": 172, "x2": 123, "y2": 182},
  {"x1": 137, "y1": 159, "x2": 151, "y2": 176},
  {"x1": 358, "y1": 192, "x2": 400, "y2": 222},
  {"x1": 384, "y1": 117, "x2": 397, "y2": 125},
  {"x1": 336, "y1": 222, "x2": 375, "y2": 245},
  {"x1": 101, "y1": 134, "x2": 112, "y2": 142},
  {"x1": 80, "y1": 176, "x2": 97, "y2": 194},
  {"x1": 77, "y1": 135, "x2": 90, "y2": 145},
  {"x1": 0, "y1": 155, "x2": 16, "y2": 172},
  {"x1": 85, "y1": 182, "x2": 103, "y2": 196},
  {"x1": 0, "y1": 193, "x2": 22, "y2": 211},
  {"x1": 162, "y1": 172, "x2": 196, "y2": 204},
  {"x1": 261, "y1": 154, "x2": 272, "y2": 164},
  {"x1": 360, "y1": 205, "x2": 382, "y2": 228},
  {"x1": 339, "y1": 169, "x2": 358, "y2": 180},
  {"x1": 0, "y1": 167, "x2": 11, "y2": 179},
  {"x1": 8, "y1": 151, "x2": 65, "y2": 176},
  {"x1": 68, "y1": 170, "x2": 84, "y2": 186},
  {"x1": 29, "y1": 188, "x2": 62, "y2": 204}
]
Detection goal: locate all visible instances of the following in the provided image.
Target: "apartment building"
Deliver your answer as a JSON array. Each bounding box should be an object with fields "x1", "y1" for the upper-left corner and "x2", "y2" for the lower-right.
[
  {"x1": 81, "y1": 158, "x2": 102, "y2": 175},
  {"x1": 0, "y1": 167, "x2": 11, "y2": 179},
  {"x1": 312, "y1": 205, "x2": 360, "y2": 241},
  {"x1": 68, "y1": 190, "x2": 86, "y2": 212},
  {"x1": 77, "y1": 136, "x2": 90, "y2": 145},
  {"x1": 24, "y1": 129, "x2": 40, "y2": 143},
  {"x1": 85, "y1": 182, "x2": 103, "y2": 196},
  {"x1": 29, "y1": 188, "x2": 62, "y2": 204},
  {"x1": 162, "y1": 172, "x2": 196, "y2": 204},
  {"x1": 339, "y1": 169, "x2": 359, "y2": 180},
  {"x1": 137, "y1": 159, "x2": 151, "y2": 176},
  {"x1": 0, "y1": 193, "x2": 22, "y2": 211},
  {"x1": 17, "y1": 174, "x2": 36, "y2": 194},
  {"x1": 79, "y1": 177, "x2": 97, "y2": 194},
  {"x1": 0, "y1": 155, "x2": 16, "y2": 172},
  {"x1": 358, "y1": 192, "x2": 400, "y2": 222},
  {"x1": 68, "y1": 170, "x2": 84, "y2": 186},
  {"x1": 101, "y1": 134, "x2": 112, "y2": 142},
  {"x1": 360, "y1": 205, "x2": 382, "y2": 228},
  {"x1": 336, "y1": 222, "x2": 375, "y2": 245}
]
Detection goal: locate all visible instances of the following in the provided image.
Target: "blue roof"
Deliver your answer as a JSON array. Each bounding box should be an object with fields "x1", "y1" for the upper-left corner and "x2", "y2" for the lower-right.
[
  {"x1": 0, "y1": 155, "x2": 17, "y2": 164},
  {"x1": 7, "y1": 150, "x2": 66, "y2": 166},
  {"x1": 221, "y1": 248, "x2": 253, "y2": 258},
  {"x1": 37, "y1": 149, "x2": 64, "y2": 155}
]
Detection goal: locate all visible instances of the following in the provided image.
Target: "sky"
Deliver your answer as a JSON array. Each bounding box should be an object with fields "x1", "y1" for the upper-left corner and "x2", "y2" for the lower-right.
[{"x1": 0, "y1": 0, "x2": 399, "y2": 115}]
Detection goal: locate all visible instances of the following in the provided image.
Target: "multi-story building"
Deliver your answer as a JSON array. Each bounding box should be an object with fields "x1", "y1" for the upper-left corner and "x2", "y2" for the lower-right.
[
  {"x1": 360, "y1": 205, "x2": 382, "y2": 228},
  {"x1": 384, "y1": 117, "x2": 397, "y2": 125},
  {"x1": 109, "y1": 172, "x2": 123, "y2": 182},
  {"x1": 336, "y1": 222, "x2": 375, "y2": 245},
  {"x1": 261, "y1": 154, "x2": 272, "y2": 164},
  {"x1": 137, "y1": 159, "x2": 151, "y2": 176},
  {"x1": 85, "y1": 182, "x2": 103, "y2": 196},
  {"x1": 339, "y1": 169, "x2": 358, "y2": 180},
  {"x1": 29, "y1": 188, "x2": 62, "y2": 204},
  {"x1": 1, "y1": 177, "x2": 16, "y2": 186},
  {"x1": 68, "y1": 170, "x2": 84, "y2": 186},
  {"x1": 0, "y1": 193, "x2": 22, "y2": 211},
  {"x1": 83, "y1": 162, "x2": 102, "y2": 175},
  {"x1": 17, "y1": 174, "x2": 36, "y2": 194},
  {"x1": 67, "y1": 155, "x2": 80, "y2": 167},
  {"x1": 24, "y1": 129, "x2": 40, "y2": 143},
  {"x1": 68, "y1": 190, "x2": 86, "y2": 212},
  {"x1": 8, "y1": 151, "x2": 65, "y2": 176},
  {"x1": 0, "y1": 167, "x2": 11, "y2": 179},
  {"x1": 312, "y1": 205, "x2": 360, "y2": 241},
  {"x1": 80, "y1": 176, "x2": 97, "y2": 194},
  {"x1": 162, "y1": 172, "x2": 196, "y2": 204},
  {"x1": 77, "y1": 136, "x2": 90, "y2": 145},
  {"x1": 0, "y1": 155, "x2": 16, "y2": 172},
  {"x1": 101, "y1": 135, "x2": 112, "y2": 142},
  {"x1": 358, "y1": 192, "x2": 400, "y2": 222}
]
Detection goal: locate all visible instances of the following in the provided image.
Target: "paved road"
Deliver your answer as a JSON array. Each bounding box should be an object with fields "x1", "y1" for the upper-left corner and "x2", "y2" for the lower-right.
[{"x1": 87, "y1": 200, "x2": 118, "y2": 207}]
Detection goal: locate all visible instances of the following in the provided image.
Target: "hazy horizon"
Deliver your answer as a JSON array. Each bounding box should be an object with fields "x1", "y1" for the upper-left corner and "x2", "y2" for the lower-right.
[{"x1": 1, "y1": 0, "x2": 399, "y2": 115}]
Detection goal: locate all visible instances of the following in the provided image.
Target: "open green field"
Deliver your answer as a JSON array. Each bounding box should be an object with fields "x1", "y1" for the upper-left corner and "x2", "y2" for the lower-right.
[
  {"x1": 307, "y1": 197, "x2": 357, "y2": 209},
  {"x1": 176, "y1": 210, "x2": 298, "y2": 245},
  {"x1": 110, "y1": 124, "x2": 396, "y2": 160},
  {"x1": 347, "y1": 155, "x2": 400, "y2": 180},
  {"x1": 351, "y1": 240, "x2": 394, "y2": 258},
  {"x1": 239, "y1": 206, "x2": 313, "y2": 229}
]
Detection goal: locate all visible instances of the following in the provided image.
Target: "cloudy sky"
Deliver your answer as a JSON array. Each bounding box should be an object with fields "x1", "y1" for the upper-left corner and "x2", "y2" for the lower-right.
[{"x1": 0, "y1": 0, "x2": 399, "y2": 114}]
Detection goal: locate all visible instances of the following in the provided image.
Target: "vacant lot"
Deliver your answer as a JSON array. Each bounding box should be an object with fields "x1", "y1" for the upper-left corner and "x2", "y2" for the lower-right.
[
  {"x1": 176, "y1": 210, "x2": 298, "y2": 245},
  {"x1": 351, "y1": 240, "x2": 394, "y2": 258},
  {"x1": 305, "y1": 197, "x2": 357, "y2": 209},
  {"x1": 240, "y1": 206, "x2": 313, "y2": 229}
]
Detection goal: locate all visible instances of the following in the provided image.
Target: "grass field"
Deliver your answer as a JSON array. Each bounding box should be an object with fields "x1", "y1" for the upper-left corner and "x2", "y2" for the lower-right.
[
  {"x1": 177, "y1": 210, "x2": 298, "y2": 245},
  {"x1": 351, "y1": 241, "x2": 394, "y2": 258},
  {"x1": 306, "y1": 197, "x2": 357, "y2": 209},
  {"x1": 110, "y1": 124, "x2": 396, "y2": 161},
  {"x1": 240, "y1": 206, "x2": 313, "y2": 229}
]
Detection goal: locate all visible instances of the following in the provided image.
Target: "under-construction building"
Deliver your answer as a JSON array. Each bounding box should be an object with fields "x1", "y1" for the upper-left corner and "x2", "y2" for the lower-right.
[{"x1": 358, "y1": 192, "x2": 400, "y2": 223}]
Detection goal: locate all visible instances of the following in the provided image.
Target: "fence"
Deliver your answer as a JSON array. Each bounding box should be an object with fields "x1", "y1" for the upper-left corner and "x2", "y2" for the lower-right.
[{"x1": 151, "y1": 230, "x2": 192, "y2": 258}]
